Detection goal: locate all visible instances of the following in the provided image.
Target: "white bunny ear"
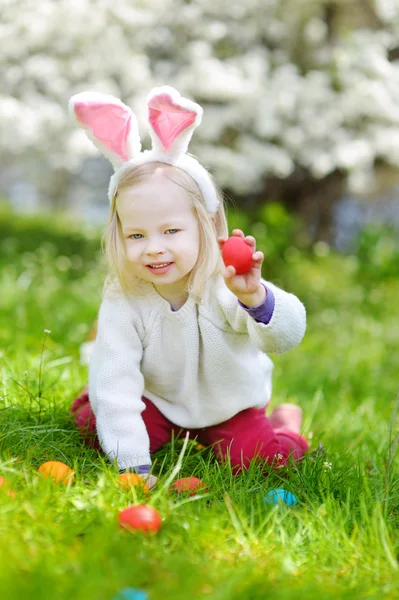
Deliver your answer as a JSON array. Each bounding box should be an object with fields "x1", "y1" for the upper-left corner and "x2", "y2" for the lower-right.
[
  {"x1": 69, "y1": 92, "x2": 141, "y2": 167},
  {"x1": 147, "y1": 86, "x2": 202, "y2": 159}
]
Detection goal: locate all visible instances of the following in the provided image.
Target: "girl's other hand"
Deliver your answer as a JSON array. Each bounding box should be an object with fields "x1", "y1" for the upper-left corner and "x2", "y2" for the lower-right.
[{"x1": 141, "y1": 473, "x2": 158, "y2": 489}]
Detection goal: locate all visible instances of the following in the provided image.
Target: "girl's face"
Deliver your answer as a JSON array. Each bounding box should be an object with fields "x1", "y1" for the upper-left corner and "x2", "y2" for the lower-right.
[{"x1": 117, "y1": 169, "x2": 200, "y2": 300}]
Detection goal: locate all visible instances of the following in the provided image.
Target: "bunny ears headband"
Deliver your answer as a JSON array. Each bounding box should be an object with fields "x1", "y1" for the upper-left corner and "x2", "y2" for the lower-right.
[{"x1": 69, "y1": 86, "x2": 219, "y2": 215}]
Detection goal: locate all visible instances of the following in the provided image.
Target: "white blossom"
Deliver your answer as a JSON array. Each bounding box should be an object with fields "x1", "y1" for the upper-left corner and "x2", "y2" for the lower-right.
[
  {"x1": 1, "y1": 0, "x2": 399, "y2": 197},
  {"x1": 375, "y1": 0, "x2": 399, "y2": 22}
]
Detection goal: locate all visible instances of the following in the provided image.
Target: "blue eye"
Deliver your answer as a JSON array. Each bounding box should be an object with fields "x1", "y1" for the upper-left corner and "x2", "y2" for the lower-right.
[{"x1": 130, "y1": 230, "x2": 179, "y2": 239}]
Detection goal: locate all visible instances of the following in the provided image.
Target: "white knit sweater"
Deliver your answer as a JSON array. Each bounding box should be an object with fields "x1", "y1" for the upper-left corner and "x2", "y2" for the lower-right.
[{"x1": 88, "y1": 274, "x2": 306, "y2": 470}]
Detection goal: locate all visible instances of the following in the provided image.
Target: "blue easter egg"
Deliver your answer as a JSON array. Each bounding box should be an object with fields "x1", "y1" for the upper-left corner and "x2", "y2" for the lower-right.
[
  {"x1": 264, "y1": 488, "x2": 298, "y2": 506},
  {"x1": 113, "y1": 588, "x2": 148, "y2": 600}
]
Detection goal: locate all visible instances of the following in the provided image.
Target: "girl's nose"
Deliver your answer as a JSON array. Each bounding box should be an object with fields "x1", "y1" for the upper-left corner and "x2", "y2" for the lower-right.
[{"x1": 145, "y1": 239, "x2": 166, "y2": 255}]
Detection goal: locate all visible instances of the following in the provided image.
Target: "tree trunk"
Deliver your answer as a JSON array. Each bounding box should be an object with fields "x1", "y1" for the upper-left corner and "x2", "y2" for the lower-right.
[{"x1": 229, "y1": 168, "x2": 347, "y2": 244}]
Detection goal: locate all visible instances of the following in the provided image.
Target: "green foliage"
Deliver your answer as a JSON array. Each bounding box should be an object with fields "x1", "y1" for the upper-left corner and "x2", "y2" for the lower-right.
[
  {"x1": 353, "y1": 224, "x2": 399, "y2": 282},
  {"x1": 1, "y1": 206, "x2": 399, "y2": 599},
  {"x1": 226, "y1": 200, "x2": 305, "y2": 282},
  {"x1": 0, "y1": 204, "x2": 101, "y2": 273},
  {"x1": 0, "y1": 204, "x2": 105, "y2": 353}
]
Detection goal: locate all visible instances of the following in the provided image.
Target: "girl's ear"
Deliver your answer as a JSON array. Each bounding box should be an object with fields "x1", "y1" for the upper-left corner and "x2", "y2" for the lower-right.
[
  {"x1": 147, "y1": 86, "x2": 203, "y2": 159},
  {"x1": 69, "y1": 92, "x2": 141, "y2": 167}
]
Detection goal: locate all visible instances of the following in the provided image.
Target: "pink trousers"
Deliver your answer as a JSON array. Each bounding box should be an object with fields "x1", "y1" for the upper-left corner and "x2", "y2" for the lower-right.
[{"x1": 70, "y1": 388, "x2": 309, "y2": 473}]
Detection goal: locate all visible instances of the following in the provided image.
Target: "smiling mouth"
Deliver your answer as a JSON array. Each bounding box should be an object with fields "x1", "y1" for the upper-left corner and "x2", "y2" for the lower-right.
[{"x1": 147, "y1": 262, "x2": 172, "y2": 269}]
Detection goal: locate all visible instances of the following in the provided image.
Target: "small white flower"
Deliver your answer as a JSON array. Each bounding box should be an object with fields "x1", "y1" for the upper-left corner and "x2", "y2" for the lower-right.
[
  {"x1": 44, "y1": 329, "x2": 51, "y2": 334},
  {"x1": 277, "y1": 454, "x2": 283, "y2": 461},
  {"x1": 323, "y1": 461, "x2": 332, "y2": 470},
  {"x1": 308, "y1": 431, "x2": 314, "y2": 439}
]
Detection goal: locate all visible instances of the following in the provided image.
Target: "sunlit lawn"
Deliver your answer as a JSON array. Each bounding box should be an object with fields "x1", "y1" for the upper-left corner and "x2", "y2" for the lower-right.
[{"x1": 1, "y1": 205, "x2": 399, "y2": 599}]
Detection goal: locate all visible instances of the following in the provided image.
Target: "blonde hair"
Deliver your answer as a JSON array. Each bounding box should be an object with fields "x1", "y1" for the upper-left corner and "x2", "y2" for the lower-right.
[{"x1": 104, "y1": 162, "x2": 229, "y2": 304}]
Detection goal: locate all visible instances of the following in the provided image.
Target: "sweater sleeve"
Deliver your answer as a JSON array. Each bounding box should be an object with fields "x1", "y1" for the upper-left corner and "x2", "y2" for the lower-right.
[
  {"x1": 217, "y1": 278, "x2": 306, "y2": 355},
  {"x1": 88, "y1": 293, "x2": 151, "y2": 470}
]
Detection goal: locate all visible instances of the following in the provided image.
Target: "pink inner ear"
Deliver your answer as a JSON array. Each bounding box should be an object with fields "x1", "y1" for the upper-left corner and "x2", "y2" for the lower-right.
[
  {"x1": 148, "y1": 93, "x2": 197, "y2": 151},
  {"x1": 74, "y1": 102, "x2": 132, "y2": 161}
]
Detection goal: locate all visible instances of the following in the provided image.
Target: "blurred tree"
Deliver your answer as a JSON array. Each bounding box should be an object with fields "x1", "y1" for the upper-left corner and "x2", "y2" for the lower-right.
[{"x1": 1, "y1": 0, "x2": 399, "y2": 240}]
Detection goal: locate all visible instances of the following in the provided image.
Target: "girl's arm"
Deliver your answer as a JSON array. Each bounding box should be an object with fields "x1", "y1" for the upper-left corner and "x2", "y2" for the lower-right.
[
  {"x1": 217, "y1": 230, "x2": 306, "y2": 354},
  {"x1": 217, "y1": 278, "x2": 306, "y2": 355},
  {"x1": 89, "y1": 294, "x2": 152, "y2": 471}
]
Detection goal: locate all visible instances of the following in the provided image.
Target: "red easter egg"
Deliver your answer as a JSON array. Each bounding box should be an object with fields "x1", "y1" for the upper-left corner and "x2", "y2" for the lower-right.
[
  {"x1": 222, "y1": 236, "x2": 253, "y2": 274},
  {"x1": 119, "y1": 504, "x2": 162, "y2": 534},
  {"x1": 173, "y1": 477, "x2": 207, "y2": 497}
]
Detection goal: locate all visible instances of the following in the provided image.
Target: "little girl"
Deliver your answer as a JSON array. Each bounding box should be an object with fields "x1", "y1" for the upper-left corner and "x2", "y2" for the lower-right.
[{"x1": 69, "y1": 86, "x2": 309, "y2": 488}]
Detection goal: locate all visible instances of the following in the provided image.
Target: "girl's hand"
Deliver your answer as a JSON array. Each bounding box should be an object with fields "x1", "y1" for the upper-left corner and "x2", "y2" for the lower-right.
[
  {"x1": 218, "y1": 229, "x2": 266, "y2": 306},
  {"x1": 141, "y1": 473, "x2": 157, "y2": 489}
]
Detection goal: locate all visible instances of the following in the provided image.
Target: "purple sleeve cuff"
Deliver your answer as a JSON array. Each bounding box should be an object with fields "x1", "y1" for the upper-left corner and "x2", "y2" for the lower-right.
[
  {"x1": 137, "y1": 464, "x2": 150, "y2": 474},
  {"x1": 120, "y1": 465, "x2": 150, "y2": 475},
  {"x1": 238, "y1": 283, "x2": 275, "y2": 325}
]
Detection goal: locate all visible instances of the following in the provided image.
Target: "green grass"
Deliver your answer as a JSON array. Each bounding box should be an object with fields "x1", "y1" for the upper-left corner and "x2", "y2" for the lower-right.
[{"x1": 1, "y1": 205, "x2": 399, "y2": 599}]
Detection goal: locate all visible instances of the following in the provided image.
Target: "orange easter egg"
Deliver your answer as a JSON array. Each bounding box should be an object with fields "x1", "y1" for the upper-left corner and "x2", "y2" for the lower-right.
[
  {"x1": 38, "y1": 461, "x2": 75, "y2": 484},
  {"x1": 117, "y1": 473, "x2": 150, "y2": 494}
]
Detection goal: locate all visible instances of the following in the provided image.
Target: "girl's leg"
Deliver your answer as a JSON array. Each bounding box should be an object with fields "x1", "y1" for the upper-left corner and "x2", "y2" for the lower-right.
[
  {"x1": 197, "y1": 407, "x2": 309, "y2": 474},
  {"x1": 70, "y1": 388, "x2": 187, "y2": 454},
  {"x1": 70, "y1": 387, "x2": 99, "y2": 449},
  {"x1": 268, "y1": 403, "x2": 303, "y2": 433},
  {"x1": 140, "y1": 398, "x2": 191, "y2": 453}
]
